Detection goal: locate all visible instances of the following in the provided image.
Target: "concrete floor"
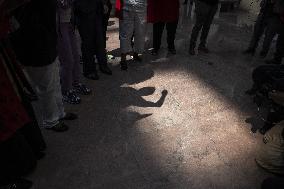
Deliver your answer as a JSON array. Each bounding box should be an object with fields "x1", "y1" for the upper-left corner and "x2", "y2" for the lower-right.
[{"x1": 29, "y1": 9, "x2": 275, "y2": 189}]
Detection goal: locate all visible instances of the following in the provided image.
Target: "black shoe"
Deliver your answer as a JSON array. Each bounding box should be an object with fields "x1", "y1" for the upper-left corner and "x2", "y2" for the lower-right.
[
  {"x1": 46, "y1": 122, "x2": 69, "y2": 132},
  {"x1": 266, "y1": 59, "x2": 281, "y2": 65},
  {"x1": 259, "y1": 50, "x2": 268, "y2": 58},
  {"x1": 120, "y1": 60, "x2": 128, "y2": 71},
  {"x1": 133, "y1": 53, "x2": 142, "y2": 62},
  {"x1": 151, "y1": 49, "x2": 159, "y2": 56},
  {"x1": 198, "y1": 46, "x2": 210, "y2": 53},
  {"x1": 73, "y1": 83, "x2": 91, "y2": 95},
  {"x1": 189, "y1": 48, "x2": 196, "y2": 55},
  {"x1": 1, "y1": 179, "x2": 33, "y2": 189},
  {"x1": 243, "y1": 48, "x2": 255, "y2": 55},
  {"x1": 63, "y1": 90, "x2": 81, "y2": 104},
  {"x1": 61, "y1": 113, "x2": 78, "y2": 121},
  {"x1": 84, "y1": 72, "x2": 99, "y2": 80},
  {"x1": 99, "y1": 65, "x2": 112, "y2": 75},
  {"x1": 168, "y1": 48, "x2": 177, "y2": 55}
]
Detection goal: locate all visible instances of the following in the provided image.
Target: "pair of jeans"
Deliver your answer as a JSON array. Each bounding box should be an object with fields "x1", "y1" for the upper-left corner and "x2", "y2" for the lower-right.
[
  {"x1": 57, "y1": 22, "x2": 81, "y2": 93},
  {"x1": 153, "y1": 22, "x2": 178, "y2": 50},
  {"x1": 190, "y1": 0, "x2": 218, "y2": 49},
  {"x1": 119, "y1": 9, "x2": 146, "y2": 54},
  {"x1": 24, "y1": 58, "x2": 65, "y2": 128}
]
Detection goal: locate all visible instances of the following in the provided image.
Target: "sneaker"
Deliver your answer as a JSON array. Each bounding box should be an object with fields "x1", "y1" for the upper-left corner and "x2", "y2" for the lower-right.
[
  {"x1": 63, "y1": 90, "x2": 81, "y2": 104},
  {"x1": 46, "y1": 122, "x2": 69, "y2": 132},
  {"x1": 198, "y1": 46, "x2": 210, "y2": 53},
  {"x1": 74, "y1": 83, "x2": 91, "y2": 95}
]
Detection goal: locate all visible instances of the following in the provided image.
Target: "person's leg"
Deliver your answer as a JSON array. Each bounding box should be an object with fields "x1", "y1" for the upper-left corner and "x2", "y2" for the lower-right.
[
  {"x1": 199, "y1": 3, "x2": 218, "y2": 50},
  {"x1": 166, "y1": 21, "x2": 178, "y2": 52},
  {"x1": 119, "y1": 10, "x2": 135, "y2": 70},
  {"x1": 245, "y1": 12, "x2": 266, "y2": 53},
  {"x1": 69, "y1": 25, "x2": 92, "y2": 95},
  {"x1": 133, "y1": 11, "x2": 146, "y2": 56},
  {"x1": 261, "y1": 16, "x2": 279, "y2": 57},
  {"x1": 77, "y1": 12, "x2": 97, "y2": 78},
  {"x1": 189, "y1": 0, "x2": 208, "y2": 53},
  {"x1": 153, "y1": 22, "x2": 165, "y2": 53},
  {"x1": 93, "y1": 11, "x2": 111, "y2": 75},
  {"x1": 57, "y1": 23, "x2": 81, "y2": 104},
  {"x1": 24, "y1": 59, "x2": 65, "y2": 129}
]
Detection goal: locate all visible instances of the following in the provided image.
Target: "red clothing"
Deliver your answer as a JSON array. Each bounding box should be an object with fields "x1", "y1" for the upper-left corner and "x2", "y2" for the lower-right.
[
  {"x1": 115, "y1": 0, "x2": 122, "y2": 19},
  {"x1": 0, "y1": 57, "x2": 30, "y2": 142},
  {"x1": 147, "y1": 0, "x2": 180, "y2": 23}
]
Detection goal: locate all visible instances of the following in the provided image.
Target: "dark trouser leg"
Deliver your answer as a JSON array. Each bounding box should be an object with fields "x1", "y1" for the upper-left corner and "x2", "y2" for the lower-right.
[
  {"x1": 58, "y1": 23, "x2": 76, "y2": 92},
  {"x1": 248, "y1": 12, "x2": 266, "y2": 50},
  {"x1": 153, "y1": 22, "x2": 165, "y2": 50},
  {"x1": 190, "y1": 1, "x2": 208, "y2": 49},
  {"x1": 261, "y1": 16, "x2": 279, "y2": 54},
  {"x1": 94, "y1": 13, "x2": 108, "y2": 66},
  {"x1": 69, "y1": 25, "x2": 81, "y2": 84},
  {"x1": 199, "y1": 4, "x2": 218, "y2": 47},
  {"x1": 166, "y1": 22, "x2": 178, "y2": 50},
  {"x1": 77, "y1": 13, "x2": 97, "y2": 75},
  {"x1": 274, "y1": 27, "x2": 284, "y2": 63}
]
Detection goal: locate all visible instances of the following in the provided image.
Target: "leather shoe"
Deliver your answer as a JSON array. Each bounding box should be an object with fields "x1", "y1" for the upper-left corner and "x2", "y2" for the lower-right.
[{"x1": 99, "y1": 65, "x2": 112, "y2": 75}]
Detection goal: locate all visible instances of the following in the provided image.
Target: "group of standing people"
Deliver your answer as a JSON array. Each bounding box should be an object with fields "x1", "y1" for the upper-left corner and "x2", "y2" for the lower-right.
[
  {"x1": 117, "y1": 0, "x2": 220, "y2": 70},
  {"x1": 244, "y1": 0, "x2": 284, "y2": 65},
  {"x1": 1, "y1": 0, "x2": 284, "y2": 188}
]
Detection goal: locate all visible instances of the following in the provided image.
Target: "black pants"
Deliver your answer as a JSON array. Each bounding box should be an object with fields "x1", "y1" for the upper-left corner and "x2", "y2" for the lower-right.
[
  {"x1": 103, "y1": 2, "x2": 112, "y2": 45},
  {"x1": 153, "y1": 22, "x2": 178, "y2": 50},
  {"x1": 77, "y1": 11, "x2": 107, "y2": 75},
  {"x1": 190, "y1": 1, "x2": 218, "y2": 48}
]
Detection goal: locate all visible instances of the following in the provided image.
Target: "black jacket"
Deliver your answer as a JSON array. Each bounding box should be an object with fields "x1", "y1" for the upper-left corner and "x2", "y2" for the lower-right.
[{"x1": 11, "y1": 0, "x2": 58, "y2": 67}]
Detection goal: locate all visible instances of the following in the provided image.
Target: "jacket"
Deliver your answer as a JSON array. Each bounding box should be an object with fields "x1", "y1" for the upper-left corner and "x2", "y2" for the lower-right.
[{"x1": 11, "y1": 0, "x2": 58, "y2": 67}]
